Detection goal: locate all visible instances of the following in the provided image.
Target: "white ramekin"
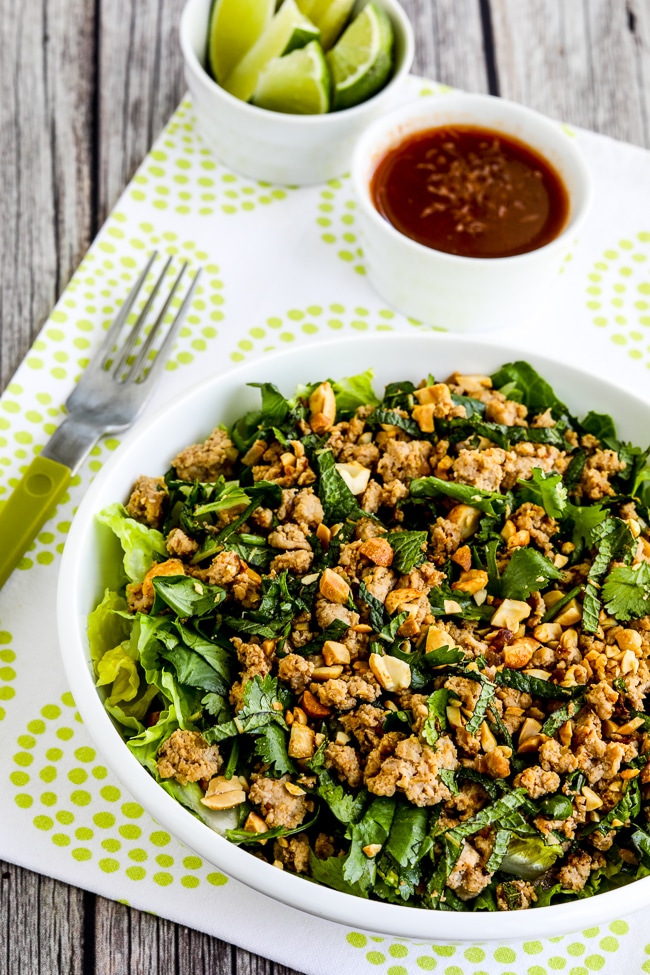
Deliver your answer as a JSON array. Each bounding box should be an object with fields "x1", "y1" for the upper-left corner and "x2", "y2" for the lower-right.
[
  {"x1": 179, "y1": 0, "x2": 414, "y2": 186},
  {"x1": 351, "y1": 93, "x2": 593, "y2": 333}
]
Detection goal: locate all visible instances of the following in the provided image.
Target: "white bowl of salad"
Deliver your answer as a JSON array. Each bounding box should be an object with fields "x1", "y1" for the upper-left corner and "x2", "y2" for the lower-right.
[{"x1": 58, "y1": 333, "x2": 650, "y2": 941}]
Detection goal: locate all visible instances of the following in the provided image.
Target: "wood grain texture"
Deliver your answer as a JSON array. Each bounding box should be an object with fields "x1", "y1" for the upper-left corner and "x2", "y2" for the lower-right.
[
  {"x1": 1, "y1": 1, "x2": 649, "y2": 973},
  {"x1": 490, "y1": 0, "x2": 650, "y2": 148},
  {"x1": 0, "y1": 0, "x2": 94, "y2": 388}
]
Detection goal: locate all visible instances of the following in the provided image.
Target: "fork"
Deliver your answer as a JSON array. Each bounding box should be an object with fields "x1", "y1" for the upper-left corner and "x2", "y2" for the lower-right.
[{"x1": 0, "y1": 252, "x2": 201, "y2": 588}]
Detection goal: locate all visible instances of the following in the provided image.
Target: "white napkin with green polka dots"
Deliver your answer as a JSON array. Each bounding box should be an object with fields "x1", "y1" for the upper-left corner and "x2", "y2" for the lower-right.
[{"x1": 2, "y1": 76, "x2": 650, "y2": 975}]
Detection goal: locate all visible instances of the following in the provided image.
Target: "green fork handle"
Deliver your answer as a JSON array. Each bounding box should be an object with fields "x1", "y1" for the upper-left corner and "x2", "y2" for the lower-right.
[{"x1": 0, "y1": 455, "x2": 71, "y2": 588}]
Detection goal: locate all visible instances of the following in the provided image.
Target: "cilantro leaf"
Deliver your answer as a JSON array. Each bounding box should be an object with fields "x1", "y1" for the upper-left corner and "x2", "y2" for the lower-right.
[
  {"x1": 316, "y1": 769, "x2": 368, "y2": 824},
  {"x1": 387, "y1": 531, "x2": 428, "y2": 573},
  {"x1": 499, "y1": 548, "x2": 561, "y2": 600},
  {"x1": 602, "y1": 563, "x2": 650, "y2": 621},
  {"x1": 204, "y1": 674, "x2": 288, "y2": 742},
  {"x1": 410, "y1": 476, "x2": 511, "y2": 517},
  {"x1": 516, "y1": 468, "x2": 568, "y2": 519},
  {"x1": 252, "y1": 721, "x2": 295, "y2": 776},
  {"x1": 309, "y1": 853, "x2": 368, "y2": 897}
]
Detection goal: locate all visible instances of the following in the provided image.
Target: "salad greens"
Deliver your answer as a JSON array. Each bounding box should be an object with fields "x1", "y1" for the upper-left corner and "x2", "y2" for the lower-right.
[{"x1": 89, "y1": 360, "x2": 650, "y2": 912}]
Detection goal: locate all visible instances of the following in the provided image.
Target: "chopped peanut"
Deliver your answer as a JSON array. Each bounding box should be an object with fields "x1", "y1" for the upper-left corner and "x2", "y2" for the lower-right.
[{"x1": 319, "y1": 568, "x2": 351, "y2": 604}]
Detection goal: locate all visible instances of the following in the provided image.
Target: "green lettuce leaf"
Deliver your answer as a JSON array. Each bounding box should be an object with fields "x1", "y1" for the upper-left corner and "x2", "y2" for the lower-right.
[
  {"x1": 87, "y1": 588, "x2": 132, "y2": 675},
  {"x1": 97, "y1": 503, "x2": 167, "y2": 583},
  {"x1": 331, "y1": 370, "x2": 380, "y2": 415}
]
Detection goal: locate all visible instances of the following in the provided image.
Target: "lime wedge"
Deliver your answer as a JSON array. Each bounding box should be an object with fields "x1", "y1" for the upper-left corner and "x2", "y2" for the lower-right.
[
  {"x1": 326, "y1": 1, "x2": 394, "y2": 111},
  {"x1": 207, "y1": 0, "x2": 275, "y2": 83},
  {"x1": 296, "y1": 0, "x2": 356, "y2": 50},
  {"x1": 223, "y1": 0, "x2": 320, "y2": 103},
  {"x1": 253, "y1": 40, "x2": 331, "y2": 114}
]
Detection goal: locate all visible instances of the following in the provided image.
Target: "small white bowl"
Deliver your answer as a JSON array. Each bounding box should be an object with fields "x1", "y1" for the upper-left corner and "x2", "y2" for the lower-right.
[
  {"x1": 179, "y1": 0, "x2": 414, "y2": 186},
  {"x1": 351, "y1": 93, "x2": 593, "y2": 332},
  {"x1": 58, "y1": 333, "x2": 650, "y2": 943}
]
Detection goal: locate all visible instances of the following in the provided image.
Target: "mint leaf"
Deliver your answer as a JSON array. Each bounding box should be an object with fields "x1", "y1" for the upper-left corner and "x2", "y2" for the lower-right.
[
  {"x1": 317, "y1": 449, "x2": 364, "y2": 523},
  {"x1": 421, "y1": 688, "x2": 449, "y2": 747},
  {"x1": 410, "y1": 476, "x2": 510, "y2": 518},
  {"x1": 516, "y1": 467, "x2": 567, "y2": 519},
  {"x1": 602, "y1": 563, "x2": 650, "y2": 621},
  {"x1": 344, "y1": 796, "x2": 396, "y2": 891},
  {"x1": 582, "y1": 517, "x2": 636, "y2": 633},
  {"x1": 151, "y1": 575, "x2": 227, "y2": 618},
  {"x1": 500, "y1": 548, "x2": 561, "y2": 600},
  {"x1": 387, "y1": 531, "x2": 428, "y2": 573}
]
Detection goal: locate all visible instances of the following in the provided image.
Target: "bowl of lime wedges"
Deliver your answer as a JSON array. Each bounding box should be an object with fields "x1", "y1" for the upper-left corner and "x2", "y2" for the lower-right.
[{"x1": 180, "y1": 0, "x2": 414, "y2": 185}]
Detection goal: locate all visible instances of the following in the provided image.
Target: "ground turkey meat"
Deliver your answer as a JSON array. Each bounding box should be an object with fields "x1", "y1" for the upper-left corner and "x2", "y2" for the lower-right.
[
  {"x1": 324, "y1": 742, "x2": 363, "y2": 788},
  {"x1": 314, "y1": 597, "x2": 359, "y2": 631},
  {"x1": 314, "y1": 674, "x2": 381, "y2": 711},
  {"x1": 446, "y1": 840, "x2": 492, "y2": 901},
  {"x1": 206, "y1": 550, "x2": 243, "y2": 586},
  {"x1": 277, "y1": 653, "x2": 314, "y2": 695},
  {"x1": 578, "y1": 449, "x2": 626, "y2": 500},
  {"x1": 126, "y1": 475, "x2": 167, "y2": 527},
  {"x1": 157, "y1": 730, "x2": 221, "y2": 786},
  {"x1": 539, "y1": 739, "x2": 579, "y2": 775},
  {"x1": 452, "y1": 448, "x2": 507, "y2": 492},
  {"x1": 291, "y1": 488, "x2": 324, "y2": 531},
  {"x1": 513, "y1": 765, "x2": 561, "y2": 799},
  {"x1": 268, "y1": 523, "x2": 311, "y2": 551},
  {"x1": 273, "y1": 835, "x2": 310, "y2": 874},
  {"x1": 270, "y1": 550, "x2": 314, "y2": 574},
  {"x1": 484, "y1": 395, "x2": 528, "y2": 427},
  {"x1": 248, "y1": 776, "x2": 310, "y2": 828},
  {"x1": 501, "y1": 443, "x2": 568, "y2": 489},
  {"x1": 172, "y1": 427, "x2": 238, "y2": 481},
  {"x1": 429, "y1": 517, "x2": 464, "y2": 564},
  {"x1": 376, "y1": 439, "x2": 433, "y2": 482},
  {"x1": 586, "y1": 680, "x2": 619, "y2": 720},
  {"x1": 496, "y1": 879, "x2": 537, "y2": 910},
  {"x1": 166, "y1": 527, "x2": 199, "y2": 558},
  {"x1": 510, "y1": 502, "x2": 558, "y2": 556},
  {"x1": 339, "y1": 704, "x2": 385, "y2": 752},
  {"x1": 361, "y1": 566, "x2": 397, "y2": 604},
  {"x1": 364, "y1": 733, "x2": 458, "y2": 806},
  {"x1": 229, "y1": 637, "x2": 273, "y2": 711},
  {"x1": 557, "y1": 850, "x2": 603, "y2": 892}
]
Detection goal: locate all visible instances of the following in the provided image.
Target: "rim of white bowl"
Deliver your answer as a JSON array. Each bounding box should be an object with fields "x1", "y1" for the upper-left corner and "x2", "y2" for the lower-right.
[
  {"x1": 351, "y1": 91, "x2": 593, "y2": 266},
  {"x1": 179, "y1": 0, "x2": 415, "y2": 125},
  {"x1": 58, "y1": 332, "x2": 650, "y2": 942}
]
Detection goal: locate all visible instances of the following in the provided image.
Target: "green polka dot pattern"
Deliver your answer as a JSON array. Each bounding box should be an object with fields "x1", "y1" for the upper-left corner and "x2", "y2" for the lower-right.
[
  {"x1": 344, "y1": 925, "x2": 631, "y2": 973},
  {"x1": 588, "y1": 232, "x2": 650, "y2": 363},
  {"x1": 229, "y1": 303, "x2": 402, "y2": 364},
  {"x1": 9, "y1": 692, "x2": 228, "y2": 891},
  {"x1": 0, "y1": 628, "x2": 16, "y2": 722},
  {"x1": 127, "y1": 99, "x2": 295, "y2": 216}
]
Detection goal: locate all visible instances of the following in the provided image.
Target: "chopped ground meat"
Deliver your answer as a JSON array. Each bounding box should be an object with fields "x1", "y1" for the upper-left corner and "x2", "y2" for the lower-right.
[
  {"x1": 157, "y1": 730, "x2": 221, "y2": 786},
  {"x1": 446, "y1": 840, "x2": 492, "y2": 901},
  {"x1": 126, "y1": 475, "x2": 167, "y2": 528},
  {"x1": 376, "y1": 439, "x2": 433, "y2": 482},
  {"x1": 278, "y1": 654, "x2": 314, "y2": 695},
  {"x1": 166, "y1": 527, "x2": 199, "y2": 558},
  {"x1": 273, "y1": 835, "x2": 311, "y2": 874},
  {"x1": 172, "y1": 428, "x2": 238, "y2": 481},
  {"x1": 324, "y1": 742, "x2": 363, "y2": 788},
  {"x1": 556, "y1": 850, "x2": 598, "y2": 892},
  {"x1": 496, "y1": 879, "x2": 537, "y2": 911},
  {"x1": 452, "y1": 447, "x2": 507, "y2": 492},
  {"x1": 364, "y1": 734, "x2": 458, "y2": 806},
  {"x1": 513, "y1": 766, "x2": 561, "y2": 799},
  {"x1": 248, "y1": 776, "x2": 310, "y2": 828}
]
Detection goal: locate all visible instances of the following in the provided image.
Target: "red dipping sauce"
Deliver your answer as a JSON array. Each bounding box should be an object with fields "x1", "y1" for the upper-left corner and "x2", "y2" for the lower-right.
[{"x1": 371, "y1": 126, "x2": 570, "y2": 259}]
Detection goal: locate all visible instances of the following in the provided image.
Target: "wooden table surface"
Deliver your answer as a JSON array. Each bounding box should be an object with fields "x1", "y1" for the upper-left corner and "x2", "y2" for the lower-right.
[{"x1": 1, "y1": 1, "x2": 649, "y2": 972}]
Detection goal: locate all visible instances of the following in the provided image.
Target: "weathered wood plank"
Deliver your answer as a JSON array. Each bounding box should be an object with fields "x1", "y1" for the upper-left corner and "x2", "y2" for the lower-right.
[
  {"x1": 96, "y1": 0, "x2": 188, "y2": 224},
  {"x1": 0, "y1": 861, "x2": 86, "y2": 975},
  {"x1": 490, "y1": 0, "x2": 650, "y2": 149},
  {"x1": 0, "y1": 0, "x2": 95, "y2": 388},
  {"x1": 410, "y1": 0, "x2": 489, "y2": 92}
]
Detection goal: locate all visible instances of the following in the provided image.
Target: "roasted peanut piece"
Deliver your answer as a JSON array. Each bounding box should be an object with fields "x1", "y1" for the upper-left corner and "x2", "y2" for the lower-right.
[
  {"x1": 311, "y1": 665, "x2": 344, "y2": 681},
  {"x1": 322, "y1": 640, "x2": 351, "y2": 666},
  {"x1": 491, "y1": 598, "x2": 532, "y2": 630},
  {"x1": 451, "y1": 569, "x2": 489, "y2": 595},
  {"x1": 447, "y1": 504, "x2": 482, "y2": 540},
  {"x1": 503, "y1": 638, "x2": 537, "y2": 670},
  {"x1": 309, "y1": 382, "x2": 336, "y2": 434},
  {"x1": 359, "y1": 536, "x2": 394, "y2": 566},
  {"x1": 451, "y1": 545, "x2": 472, "y2": 572},
  {"x1": 369, "y1": 653, "x2": 411, "y2": 692},
  {"x1": 335, "y1": 461, "x2": 371, "y2": 496},
  {"x1": 288, "y1": 722, "x2": 316, "y2": 759},
  {"x1": 319, "y1": 568, "x2": 351, "y2": 604}
]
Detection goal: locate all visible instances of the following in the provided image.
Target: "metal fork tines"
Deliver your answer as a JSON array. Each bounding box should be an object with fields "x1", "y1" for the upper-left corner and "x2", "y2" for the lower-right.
[{"x1": 41, "y1": 252, "x2": 201, "y2": 472}]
